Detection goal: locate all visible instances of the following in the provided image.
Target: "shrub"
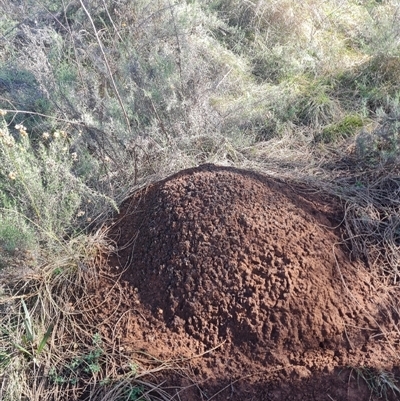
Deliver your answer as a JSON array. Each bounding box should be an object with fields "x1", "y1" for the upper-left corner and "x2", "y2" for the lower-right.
[
  {"x1": 0, "y1": 115, "x2": 115, "y2": 246},
  {"x1": 0, "y1": 212, "x2": 36, "y2": 255}
]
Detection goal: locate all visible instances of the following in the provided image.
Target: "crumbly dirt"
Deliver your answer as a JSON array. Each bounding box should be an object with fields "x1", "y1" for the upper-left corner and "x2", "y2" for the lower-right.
[{"x1": 93, "y1": 164, "x2": 400, "y2": 400}]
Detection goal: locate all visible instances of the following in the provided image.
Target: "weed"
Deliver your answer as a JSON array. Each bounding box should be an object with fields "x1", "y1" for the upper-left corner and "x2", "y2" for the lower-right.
[
  {"x1": 353, "y1": 366, "x2": 400, "y2": 400},
  {"x1": 9, "y1": 299, "x2": 53, "y2": 365},
  {"x1": 49, "y1": 334, "x2": 104, "y2": 385},
  {"x1": 122, "y1": 386, "x2": 144, "y2": 400}
]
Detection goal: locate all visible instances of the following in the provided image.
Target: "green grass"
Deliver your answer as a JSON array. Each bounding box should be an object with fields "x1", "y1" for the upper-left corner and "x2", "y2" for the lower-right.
[{"x1": 318, "y1": 114, "x2": 365, "y2": 143}]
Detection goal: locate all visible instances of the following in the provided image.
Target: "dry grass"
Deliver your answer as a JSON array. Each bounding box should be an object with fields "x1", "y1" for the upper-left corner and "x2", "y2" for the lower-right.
[{"x1": 0, "y1": 228, "x2": 184, "y2": 401}]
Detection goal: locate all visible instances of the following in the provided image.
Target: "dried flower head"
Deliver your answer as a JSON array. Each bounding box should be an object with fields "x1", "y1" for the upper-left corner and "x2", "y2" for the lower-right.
[
  {"x1": 42, "y1": 132, "x2": 50, "y2": 140},
  {"x1": 15, "y1": 124, "x2": 28, "y2": 137},
  {"x1": 0, "y1": 110, "x2": 7, "y2": 117},
  {"x1": 77, "y1": 210, "x2": 85, "y2": 217},
  {"x1": 4, "y1": 136, "x2": 15, "y2": 147},
  {"x1": 8, "y1": 171, "x2": 17, "y2": 180},
  {"x1": 15, "y1": 124, "x2": 26, "y2": 131},
  {"x1": 53, "y1": 131, "x2": 60, "y2": 139}
]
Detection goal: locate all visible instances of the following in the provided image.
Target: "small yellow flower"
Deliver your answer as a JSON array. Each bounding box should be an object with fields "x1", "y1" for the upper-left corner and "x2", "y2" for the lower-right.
[
  {"x1": 60, "y1": 130, "x2": 67, "y2": 138},
  {"x1": 8, "y1": 171, "x2": 17, "y2": 180},
  {"x1": 0, "y1": 110, "x2": 7, "y2": 116},
  {"x1": 53, "y1": 131, "x2": 60, "y2": 139},
  {"x1": 42, "y1": 132, "x2": 50, "y2": 140}
]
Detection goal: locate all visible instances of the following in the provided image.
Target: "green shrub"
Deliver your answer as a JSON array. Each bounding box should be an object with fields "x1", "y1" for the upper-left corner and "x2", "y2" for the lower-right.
[
  {"x1": 0, "y1": 115, "x2": 115, "y2": 245},
  {"x1": 0, "y1": 212, "x2": 36, "y2": 254},
  {"x1": 0, "y1": 66, "x2": 51, "y2": 134}
]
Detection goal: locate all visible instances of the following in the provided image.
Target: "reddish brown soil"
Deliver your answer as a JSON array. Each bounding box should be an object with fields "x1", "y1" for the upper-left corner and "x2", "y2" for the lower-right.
[{"x1": 95, "y1": 164, "x2": 400, "y2": 400}]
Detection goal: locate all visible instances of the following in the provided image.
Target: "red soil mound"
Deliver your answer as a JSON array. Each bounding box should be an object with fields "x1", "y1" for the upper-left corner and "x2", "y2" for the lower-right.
[{"x1": 98, "y1": 164, "x2": 400, "y2": 400}]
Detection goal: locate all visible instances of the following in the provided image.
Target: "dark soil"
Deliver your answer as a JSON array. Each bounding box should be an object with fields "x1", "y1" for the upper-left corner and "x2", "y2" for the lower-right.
[{"x1": 93, "y1": 164, "x2": 400, "y2": 400}]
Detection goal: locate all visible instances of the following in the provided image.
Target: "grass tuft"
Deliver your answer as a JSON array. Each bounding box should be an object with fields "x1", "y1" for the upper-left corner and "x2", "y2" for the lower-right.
[{"x1": 353, "y1": 366, "x2": 400, "y2": 401}]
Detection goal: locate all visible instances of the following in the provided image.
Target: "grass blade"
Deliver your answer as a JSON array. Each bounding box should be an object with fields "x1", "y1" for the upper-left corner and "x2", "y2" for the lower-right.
[
  {"x1": 21, "y1": 299, "x2": 34, "y2": 342},
  {"x1": 37, "y1": 324, "x2": 53, "y2": 354}
]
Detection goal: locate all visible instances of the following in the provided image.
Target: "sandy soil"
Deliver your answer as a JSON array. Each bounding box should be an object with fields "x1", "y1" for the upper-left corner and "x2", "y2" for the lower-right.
[{"x1": 92, "y1": 164, "x2": 400, "y2": 400}]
